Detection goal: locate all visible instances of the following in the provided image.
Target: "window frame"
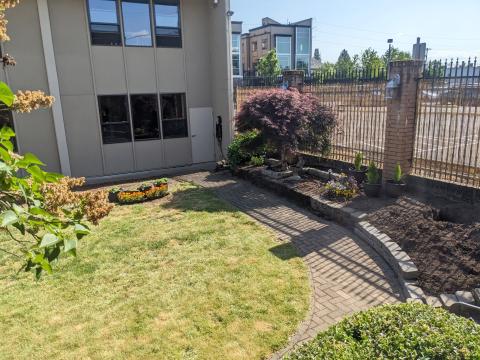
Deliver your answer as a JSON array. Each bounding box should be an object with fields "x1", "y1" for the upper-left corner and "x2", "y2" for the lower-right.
[
  {"x1": 295, "y1": 26, "x2": 311, "y2": 72},
  {"x1": 121, "y1": 0, "x2": 154, "y2": 48},
  {"x1": 232, "y1": 32, "x2": 241, "y2": 77},
  {"x1": 159, "y1": 92, "x2": 188, "y2": 140},
  {"x1": 261, "y1": 38, "x2": 267, "y2": 50},
  {"x1": 98, "y1": 94, "x2": 133, "y2": 145},
  {"x1": 130, "y1": 93, "x2": 161, "y2": 141},
  {"x1": 153, "y1": 0, "x2": 182, "y2": 48},
  {"x1": 275, "y1": 35, "x2": 292, "y2": 70},
  {"x1": 87, "y1": 0, "x2": 123, "y2": 46}
]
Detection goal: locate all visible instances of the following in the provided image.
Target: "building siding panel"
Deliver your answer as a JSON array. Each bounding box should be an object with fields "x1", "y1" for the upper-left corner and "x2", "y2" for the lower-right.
[{"x1": 3, "y1": 0, "x2": 61, "y2": 172}]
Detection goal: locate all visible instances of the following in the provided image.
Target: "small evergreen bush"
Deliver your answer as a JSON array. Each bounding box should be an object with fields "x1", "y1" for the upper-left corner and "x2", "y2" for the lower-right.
[{"x1": 366, "y1": 161, "x2": 381, "y2": 184}]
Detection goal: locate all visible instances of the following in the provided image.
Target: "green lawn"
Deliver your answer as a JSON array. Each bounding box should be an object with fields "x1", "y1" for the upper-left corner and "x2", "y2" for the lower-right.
[{"x1": 0, "y1": 181, "x2": 309, "y2": 360}]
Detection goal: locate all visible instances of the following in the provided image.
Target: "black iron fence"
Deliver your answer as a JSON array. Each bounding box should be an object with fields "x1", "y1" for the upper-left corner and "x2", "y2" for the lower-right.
[
  {"x1": 413, "y1": 58, "x2": 480, "y2": 188},
  {"x1": 235, "y1": 68, "x2": 388, "y2": 167},
  {"x1": 234, "y1": 59, "x2": 480, "y2": 189},
  {"x1": 302, "y1": 68, "x2": 388, "y2": 166}
]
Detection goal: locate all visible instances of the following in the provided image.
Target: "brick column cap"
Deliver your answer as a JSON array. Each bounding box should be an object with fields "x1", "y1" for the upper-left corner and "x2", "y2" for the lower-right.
[{"x1": 389, "y1": 60, "x2": 424, "y2": 72}]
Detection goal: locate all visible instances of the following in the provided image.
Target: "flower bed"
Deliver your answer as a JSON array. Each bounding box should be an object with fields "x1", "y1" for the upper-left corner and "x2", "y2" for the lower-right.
[{"x1": 109, "y1": 179, "x2": 169, "y2": 204}]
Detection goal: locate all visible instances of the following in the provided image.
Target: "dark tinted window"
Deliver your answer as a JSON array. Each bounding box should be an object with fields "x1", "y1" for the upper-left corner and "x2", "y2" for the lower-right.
[
  {"x1": 88, "y1": 0, "x2": 122, "y2": 46},
  {"x1": 154, "y1": 0, "x2": 182, "y2": 48},
  {"x1": 161, "y1": 93, "x2": 187, "y2": 139},
  {"x1": 122, "y1": 0, "x2": 153, "y2": 47},
  {"x1": 98, "y1": 95, "x2": 132, "y2": 144},
  {"x1": 131, "y1": 94, "x2": 160, "y2": 140}
]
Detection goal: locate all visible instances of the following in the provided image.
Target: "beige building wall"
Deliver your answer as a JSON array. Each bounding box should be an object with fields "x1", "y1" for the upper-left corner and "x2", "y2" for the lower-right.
[
  {"x1": 3, "y1": 0, "x2": 61, "y2": 173},
  {"x1": 2, "y1": 0, "x2": 233, "y2": 181}
]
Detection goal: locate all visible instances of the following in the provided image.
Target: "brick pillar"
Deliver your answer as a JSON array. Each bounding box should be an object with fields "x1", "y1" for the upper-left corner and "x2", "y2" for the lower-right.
[
  {"x1": 283, "y1": 70, "x2": 304, "y2": 91},
  {"x1": 383, "y1": 60, "x2": 423, "y2": 181}
]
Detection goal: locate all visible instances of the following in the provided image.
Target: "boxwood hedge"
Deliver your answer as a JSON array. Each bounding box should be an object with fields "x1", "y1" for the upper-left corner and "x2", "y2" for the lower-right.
[{"x1": 286, "y1": 303, "x2": 480, "y2": 360}]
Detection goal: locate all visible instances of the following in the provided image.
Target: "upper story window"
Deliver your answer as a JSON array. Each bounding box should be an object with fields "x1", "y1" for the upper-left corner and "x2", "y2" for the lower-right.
[
  {"x1": 295, "y1": 27, "x2": 310, "y2": 71},
  {"x1": 87, "y1": 0, "x2": 183, "y2": 48},
  {"x1": 122, "y1": 0, "x2": 153, "y2": 47},
  {"x1": 252, "y1": 41, "x2": 257, "y2": 52},
  {"x1": 154, "y1": 0, "x2": 182, "y2": 48},
  {"x1": 88, "y1": 0, "x2": 122, "y2": 46},
  {"x1": 98, "y1": 95, "x2": 132, "y2": 144},
  {"x1": 276, "y1": 36, "x2": 291, "y2": 70},
  {"x1": 232, "y1": 33, "x2": 241, "y2": 77},
  {"x1": 261, "y1": 38, "x2": 267, "y2": 50}
]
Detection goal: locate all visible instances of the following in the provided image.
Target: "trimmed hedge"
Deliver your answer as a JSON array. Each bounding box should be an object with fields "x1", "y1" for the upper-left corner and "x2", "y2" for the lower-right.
[{"x1": 286, "y1": 303, "x2": 480, "y2": 360}]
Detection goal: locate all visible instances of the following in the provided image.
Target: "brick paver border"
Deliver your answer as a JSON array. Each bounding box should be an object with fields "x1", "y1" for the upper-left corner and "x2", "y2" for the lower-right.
[{"x1": 179, "y1": 171, "x2": 403, "y2": 358}]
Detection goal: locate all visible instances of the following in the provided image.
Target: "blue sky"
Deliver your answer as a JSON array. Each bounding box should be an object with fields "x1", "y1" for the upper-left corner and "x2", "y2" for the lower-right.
[{"x1": 231, "y1": 0, "x2": 480, "y2": 63}]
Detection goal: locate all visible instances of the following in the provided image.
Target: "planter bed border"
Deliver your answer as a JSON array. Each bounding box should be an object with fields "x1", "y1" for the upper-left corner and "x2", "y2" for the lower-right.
[
  {"x1": 235, "y1": 166, "x2": 480, "y2": 320},
  {"x1": 109, "y1": 181, "x2": 169, "y2": 205}
]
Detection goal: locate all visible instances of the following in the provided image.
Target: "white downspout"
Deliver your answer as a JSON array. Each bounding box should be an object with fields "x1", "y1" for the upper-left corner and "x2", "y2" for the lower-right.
[{"x1": 36, "y1": 0, "x2": 71, "y2": 176}]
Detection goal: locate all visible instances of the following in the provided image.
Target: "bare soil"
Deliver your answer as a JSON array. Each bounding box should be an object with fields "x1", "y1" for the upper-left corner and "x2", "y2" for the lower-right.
[
  {"x1": 284, "y1": 174, "x2": 328, "y2": 197},
  {"x1": 368, "y1": 197, "x2": 480, "y2": 296},
  {"x1": 253, "y1": 166, "x2": 480, "y2": 296}
]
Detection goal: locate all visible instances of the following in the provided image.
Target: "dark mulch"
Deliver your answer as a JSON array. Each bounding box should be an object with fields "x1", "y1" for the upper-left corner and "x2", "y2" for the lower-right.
[{"x1": 368, "y1": 197, "x2": 480, "y2": 296}]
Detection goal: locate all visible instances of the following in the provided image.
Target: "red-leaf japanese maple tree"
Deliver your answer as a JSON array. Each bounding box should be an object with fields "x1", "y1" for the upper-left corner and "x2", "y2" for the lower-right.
[{"x1": 236, "y1": 88, "x2": 336, "y2": 170}]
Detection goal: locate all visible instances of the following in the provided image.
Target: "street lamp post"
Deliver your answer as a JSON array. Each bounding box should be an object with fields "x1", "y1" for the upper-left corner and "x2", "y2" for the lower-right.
[{"x1": 387, "y1": 38, "x2": 393, "y2": 77}]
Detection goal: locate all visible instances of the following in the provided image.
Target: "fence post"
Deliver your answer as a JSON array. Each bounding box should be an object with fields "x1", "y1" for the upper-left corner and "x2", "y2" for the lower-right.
[
  {"x1": 283, "y1": 70, "x2": 305, "y2": 92},
  {"x1": 383, "y1": 60, "x2": 423, "y2": 181}
]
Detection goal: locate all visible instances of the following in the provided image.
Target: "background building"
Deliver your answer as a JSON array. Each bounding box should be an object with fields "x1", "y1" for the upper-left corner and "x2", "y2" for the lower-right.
[
  {"x1": 241, "y1": 17, "x2": 312, "y2": 75},
  {"x1": 1, "y1": 0, "x2": 233, "y2": 183}
]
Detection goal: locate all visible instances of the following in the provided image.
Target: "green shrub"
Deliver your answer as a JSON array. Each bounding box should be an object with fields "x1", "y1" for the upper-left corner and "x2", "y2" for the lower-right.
[
  {"x1": 227, "y1": 130, "x2": 265, "y2": 168},
  {"x1": 393, "y1": 163, "x2": 404, "y2": 183},
  {"x1": 154, "y1": 178, "x2": 168, "y2": 186},
  {"x1": 286, "y1": 303, "x2": 480, "y2": 360},
  {"x1": 249, "y1": 155, "x2": 265, "y2": 167},
  {"x1": 138, "y1": 183, "x2": 153, "y2": 192},
  {"x1": 354, "y1": 152, "x2": 364, "y2": 171},
  {"x1": 109, "y1": 187, "x2": 121, "y2": 194},
  {"x1": 366, "y1": 161, "x2": 380, "y2": 185}
]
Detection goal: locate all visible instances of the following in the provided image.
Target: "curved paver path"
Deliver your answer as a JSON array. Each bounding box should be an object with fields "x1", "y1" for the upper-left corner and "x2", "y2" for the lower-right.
[{"x1": 179, "y1": 171, "x2": 403, "y2": 358}]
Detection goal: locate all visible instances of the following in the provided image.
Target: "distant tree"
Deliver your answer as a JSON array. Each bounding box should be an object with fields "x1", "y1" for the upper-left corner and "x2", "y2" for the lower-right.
[
  {"x1": 382, "y1": 46, "x2": 411, "y2": 67},
  {"x1": 236, "y1": 89, "x2": 336, "y2": 170},
  {"x1": 336, "y1": 49, "x2": 354, "y2": 75},
  {"x1": 314, "y1": 48, "x2": 321, "y2": 61},
  {"x1": 361, "y1": 48, "x2": 384, "y2": 75},
  {"x1": 256, "y1": 49, "x2": 282, "y2": 77},
  {"x1": 425, "y1": 60, "x2": 446, "y2": 78},
  {"x1": 352, "y1": 54, "x2": 361, "y2": 71},
  {"x1": 312, "y1": 62, "x2": 336, "y2": 76}
]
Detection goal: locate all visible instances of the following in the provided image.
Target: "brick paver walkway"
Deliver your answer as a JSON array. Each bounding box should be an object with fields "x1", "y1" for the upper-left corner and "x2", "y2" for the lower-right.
[{"x1": 179, "y1": 171, "x2": 403, "y2": 358}]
